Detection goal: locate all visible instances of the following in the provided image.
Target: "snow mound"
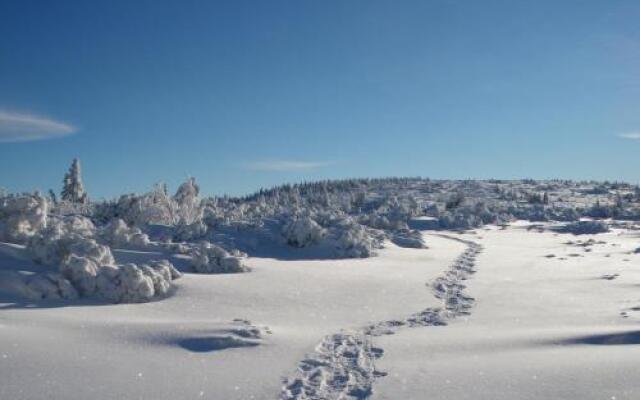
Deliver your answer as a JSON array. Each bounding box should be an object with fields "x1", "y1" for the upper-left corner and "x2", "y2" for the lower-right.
[{"x1": 190, "y1": 242, "x2": 249, "y2": 274}]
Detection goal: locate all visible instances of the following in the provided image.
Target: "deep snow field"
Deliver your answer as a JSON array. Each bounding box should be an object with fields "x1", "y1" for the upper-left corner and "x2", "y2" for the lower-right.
[{"x1": 2, "y1": 221, "x2": 640, "y2": 399}]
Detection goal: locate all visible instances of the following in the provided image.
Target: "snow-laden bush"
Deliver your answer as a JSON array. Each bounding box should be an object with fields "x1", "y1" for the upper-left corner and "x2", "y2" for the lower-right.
[
  {"x1": 360, "y1": 195, "x2": 418, "y2": 231},
  {"x1": 27, "y1": 217, "x2": 114, "y2": 267},
  {"x1": 190, "y1": 242, "x2": 249, "y2": 273},
  {"x1": 59, "y1": 254, "x2": 100, "y2": 296},
  {"x1": 282, "y1": 217, "x2": 326, "y2": 248},
  {"x1": 556, "y1": 220, "x2": 610, "y2": 235},
  {"x1": 390, "y1": 229, "x2": 426, "y2": 248},
  {"x1": 312, "y1": 209, "x2": 348, "y2": 228},
  {"x1": 61, "y1": 215, "x2": 97, "y2": 237},
  {"x1": 96, "y1": 260, "x2": 181, "y2": 303},
  {"x1": 335, "y1": 222, "x2": 383, "y2": 258},
  {"x1": 173, "y1": 177, "x2": 203, "y2": 225},
  {"x1": 25, "y1": 272, "x2": 79, "y2": 300},
  {"x1": 99, "y1": 218, "x2": 151, "y2": 248},
  {"x1": 173, "y1": 220, "x2": 208, "y2": 242},
  {"x1": 0, "y1": 192, "x2": 48, "y2": 243},
  {"x1": 92, "y1": 179, "x2": 203, "y2": 228},
  {"x1": 360, "y1": 213, "x2": 408, "y2": 231},
  {"x1": 438, "y1": 210, "x2": 483, "y2": 230}
]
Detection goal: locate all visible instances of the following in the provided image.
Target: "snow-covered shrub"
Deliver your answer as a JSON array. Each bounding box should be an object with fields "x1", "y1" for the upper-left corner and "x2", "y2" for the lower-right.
[
  {"x1": 25, "y1": 272, "x2": 79, "y2": 300},
  {"x1": 282, "y1": 217, "x2": 326, "y2": 248},
  {"x1": 160, "y1": 241, "x2": 192, "y2": 254},
  {"x1": 556, "y1": 220, "x2": 609, "y2": 235},
  {"x1": 99, "y1": 218, "x2": 151, "y2": 248},
  {"x1": 173, "y1": 220, "x2": 208, "y2": 242},
  {"x1": 335, "y1": 222, "x2": 383, "y2": 258},
  {"x1": 60, "y1": 214, "x2": 96, "y2": 237},
  {"x1": 27, "y1": 216, "x2": 114, "y2": 272},
  {"x1": 360, "y1": 213, "x2": 408, "y2": 231},
  {"x1": 173, "y1": 177, "x2": 203, "y2": 225},
  {"x1": 95, "y1": 260, "x2": 181, "y2": 303},
  {"x1": 0, "y1": 192, "x2": 49, "y2": 243},
  {"x1": 438, "y1": 210, "x2": 483, "y2": 230},
  {"x1": 59, "y1": 254, "x2": 100, "y2": 295},
  {"x1": 93, "y1": 194, "x2": 152, "y2": 227},
  {"x1": 190, "y1": 242, "x2": 249, "y2": 273},
  {"x1": 148, "y1": 259, "x2": 182, "y2": 280},
  {"x1": 360, "y1": 195, "x2": 417, "y2": 231},
  {"x1": 312, "y1": 209, "x2": 347, "y2": 228},
  {"x1": 28, "y1": 223, "x2": 114, "y2": 267},
  {"x1": 390, "y1": 229, "x2": 426, "y2": 248},
  {"x1": 92, "y1": 179, "x2": 203, "y2": 228}
]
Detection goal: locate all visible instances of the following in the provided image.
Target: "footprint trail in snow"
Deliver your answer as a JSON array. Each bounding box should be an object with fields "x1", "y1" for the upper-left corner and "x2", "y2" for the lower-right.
[{"x1": 280, "y1": 235, "x2": 483, "y2": 399}]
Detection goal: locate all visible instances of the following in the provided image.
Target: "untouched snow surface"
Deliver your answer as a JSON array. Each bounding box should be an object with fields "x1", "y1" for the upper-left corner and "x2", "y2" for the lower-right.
[{"x1": 2, "y1": 224, "x2": 640, "y2": 399}]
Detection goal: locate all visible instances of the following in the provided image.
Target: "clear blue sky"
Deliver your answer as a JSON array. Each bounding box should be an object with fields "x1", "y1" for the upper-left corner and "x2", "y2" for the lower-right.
[{"x1": 1, "y1": 0, "x2": 639, "y2": 199}]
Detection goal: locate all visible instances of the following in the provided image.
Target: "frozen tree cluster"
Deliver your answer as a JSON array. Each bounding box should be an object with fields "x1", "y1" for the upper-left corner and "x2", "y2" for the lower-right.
[
  {"x1": 3, "y1": 159, "x2": 640, "y2": 305},
  {"x1": 27, "y1": 216, "x2": 114, "y2": 267},
  {"x1": 21, "y1": 214, "x2": 182, "y2": 302}
]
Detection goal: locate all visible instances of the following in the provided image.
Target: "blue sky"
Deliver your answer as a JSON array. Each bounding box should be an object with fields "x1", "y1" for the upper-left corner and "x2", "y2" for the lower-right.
[{"x1": 1, "y1": 0, "x2": 639, "y2": 199}]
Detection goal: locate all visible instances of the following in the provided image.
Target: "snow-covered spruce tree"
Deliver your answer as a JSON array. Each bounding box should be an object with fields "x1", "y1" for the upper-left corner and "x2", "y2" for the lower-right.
[{"x1": 61, "y1": 158, "x2": 88, "y2": 204}]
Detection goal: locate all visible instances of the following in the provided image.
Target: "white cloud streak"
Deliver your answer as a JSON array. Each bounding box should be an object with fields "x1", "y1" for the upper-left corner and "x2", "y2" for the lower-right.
[
  {"x1": 618, "y1": 132, "x2": 640, "y2": 140},
  {"x1": 0, "y1": 110, "x2": 76, "y2": 143},
  {"x1": 244, "y1": 160, "x2": 332, "y2": 172}
]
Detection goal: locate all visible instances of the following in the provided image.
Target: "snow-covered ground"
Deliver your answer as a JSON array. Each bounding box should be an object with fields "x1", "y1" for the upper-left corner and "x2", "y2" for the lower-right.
[
  {"x1": 0, "y1": 235, "x2": 461, "y2": 400},
  {"x1": 374, "y1": 223, "x2": 640, "y2": 400},
  {"x1": 2, "y1": 222, "x2": 640, "y2": 399}
]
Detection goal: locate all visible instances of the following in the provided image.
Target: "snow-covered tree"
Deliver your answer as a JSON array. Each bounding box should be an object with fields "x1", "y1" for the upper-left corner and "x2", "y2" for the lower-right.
[
  {"x1": 0, "y1": 192, "x2": 49, "y2": 242},
  {"x1": 173, "y1": 177, "x2": 203, "y2": 225},
  {"x1": 61, "y1": 158, "x2": 88, "y2": 204}
]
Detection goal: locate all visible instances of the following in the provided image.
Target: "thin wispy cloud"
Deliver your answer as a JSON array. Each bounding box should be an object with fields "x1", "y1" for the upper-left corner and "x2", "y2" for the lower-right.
[
  {"x1": 244, "y1": 160, "x2": 332, "y2": 172},
  {"x1": 618, "y1": 132, "x2": 640, "y2": 140},
  {"x1": 0, "y1": 110, "x2": 76, "y2": 143}
]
